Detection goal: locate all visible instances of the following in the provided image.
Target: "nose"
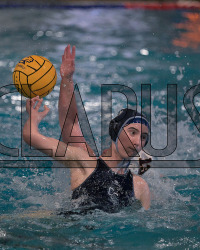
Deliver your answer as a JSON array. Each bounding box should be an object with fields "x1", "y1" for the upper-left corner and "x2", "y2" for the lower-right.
[{"x1": 133, "y1": 134, "x2": 141, "y2": 150}]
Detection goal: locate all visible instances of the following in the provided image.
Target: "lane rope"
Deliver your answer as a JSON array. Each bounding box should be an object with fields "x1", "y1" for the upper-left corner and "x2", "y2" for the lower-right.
[{"x1": 0, "y1": 2, "x2": 200, "y2": 10}]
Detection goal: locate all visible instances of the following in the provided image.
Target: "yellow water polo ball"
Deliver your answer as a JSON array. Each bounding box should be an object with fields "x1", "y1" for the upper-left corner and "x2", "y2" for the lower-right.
[{"x1": 13, "y1": 55, "x2": 57, "y2": 98}]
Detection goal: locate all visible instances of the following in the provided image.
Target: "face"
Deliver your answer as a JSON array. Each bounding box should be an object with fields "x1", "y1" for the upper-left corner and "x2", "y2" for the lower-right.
[{"x1": 116, "y1": 123, "x2": 149, "y2": 159}]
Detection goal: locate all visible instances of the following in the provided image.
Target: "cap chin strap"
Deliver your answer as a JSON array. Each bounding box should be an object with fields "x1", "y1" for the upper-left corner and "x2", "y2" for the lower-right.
[
  {"x1": 116, "y1": 159, "x2": 130, "y2": 174},
  {"x1": 114, "y1": 115, "x2": 149, "y2": 173},
  {"x1": 114, "y1": 138, "x2": 131, "y2": 174}
]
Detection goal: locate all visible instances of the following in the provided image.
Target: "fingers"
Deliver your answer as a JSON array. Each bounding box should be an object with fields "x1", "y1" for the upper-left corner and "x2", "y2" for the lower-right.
[
  {"x1": 63, "y1": 44, "x2": 76, "y2": 60},
  {"x1": 64, "y1": 44, "x2": 70, "y2": 60},
  {"x1": 26, "y1": 98, "x2": 31, "y2": 106},
  {"x1": 35, "y1": 97, "x2": 43, "y2": 111},
  {"x1": 72, "y1": 46, "x2": 76, "y2": 59},
  {"x1": 26, "y1": 96, "x2": 39, "y2": 113},
  {"x1": 43, "y1": 105, "x2": 50, "y2": 116},
  {"x1": 26, "y1": 96, "x2": 50, "y2": 121},
  {"x1": 38, "y1": 105, "x2": 50, "y2": 120},
  {"x1": 31, "y1": 96, "x2": 40, "y2": 107},
  {"x1": 27, "y1": 96, "x2": 42, "y2": 110},
  {"x1": 65, "y1": 45, "x2": 70, "y2": 59},
  {"x1": 26, "y1": 98, "x2": 31, "y2": 112}
]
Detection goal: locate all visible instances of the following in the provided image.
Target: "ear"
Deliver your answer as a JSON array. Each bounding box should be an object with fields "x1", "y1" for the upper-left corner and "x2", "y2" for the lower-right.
[{"x1": 109, "y1": 119, "x2": 118, "y2": 141}]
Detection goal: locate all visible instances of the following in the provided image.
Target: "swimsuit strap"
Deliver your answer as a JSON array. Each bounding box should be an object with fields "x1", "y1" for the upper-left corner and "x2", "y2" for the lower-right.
[{"x1": 116, "y1": 159, "x2": 131, "y2": 174}]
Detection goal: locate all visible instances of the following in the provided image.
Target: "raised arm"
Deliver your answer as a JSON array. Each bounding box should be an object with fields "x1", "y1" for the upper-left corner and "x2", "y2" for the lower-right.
[
  {"x1": 23, "y1": 96, "x2": 89, "y2": 167},
  {"x1": 59, "y1": 45, "x2": 82, "y2": 142},
  {"x1": 59, "y1": 45, "x2": 95, "y2": 156},
  {"x1": 59, "y1": 45, "x2": 76, "y2": 134}
]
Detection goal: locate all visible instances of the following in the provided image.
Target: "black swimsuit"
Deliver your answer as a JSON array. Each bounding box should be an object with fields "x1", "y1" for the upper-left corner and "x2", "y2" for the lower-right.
[{"x1": 71, "y1": 158, "x2": 135, "y2": 213}]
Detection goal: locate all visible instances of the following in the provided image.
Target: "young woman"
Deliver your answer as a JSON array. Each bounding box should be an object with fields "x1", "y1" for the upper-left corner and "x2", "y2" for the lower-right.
[{"x1": 23, "y1": 45, "x2": 150, "y2": 213}]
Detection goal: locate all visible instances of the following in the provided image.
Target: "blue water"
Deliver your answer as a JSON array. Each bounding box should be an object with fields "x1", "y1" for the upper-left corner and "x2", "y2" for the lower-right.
[{"x1": 0, "y1": 7, "x2": 200, "y2": 249}]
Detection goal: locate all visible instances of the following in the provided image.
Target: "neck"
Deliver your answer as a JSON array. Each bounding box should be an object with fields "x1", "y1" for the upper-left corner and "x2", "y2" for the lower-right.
[{"x1": 101, "y1": 144, "x2": 130, "y2": 174}]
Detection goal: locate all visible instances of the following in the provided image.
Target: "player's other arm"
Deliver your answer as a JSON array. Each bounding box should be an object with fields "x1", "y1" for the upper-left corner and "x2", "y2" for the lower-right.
[{"x1": 23, "y1": 97, "x2": 86, "y2": 166}]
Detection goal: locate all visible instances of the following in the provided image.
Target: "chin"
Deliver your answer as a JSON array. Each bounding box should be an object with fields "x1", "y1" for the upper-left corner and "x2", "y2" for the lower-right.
[
  {"x1": 127, "y1": 150, "x2": 140, "y2": 158},
  {"x1": 124, "y1": 150, "x2": 139, "y2": 159}
]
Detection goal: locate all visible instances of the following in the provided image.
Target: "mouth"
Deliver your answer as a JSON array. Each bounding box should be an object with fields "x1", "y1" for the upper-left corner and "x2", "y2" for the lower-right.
[{"x1": 127, "y1": 147, "x2": 139, "y2": 157}]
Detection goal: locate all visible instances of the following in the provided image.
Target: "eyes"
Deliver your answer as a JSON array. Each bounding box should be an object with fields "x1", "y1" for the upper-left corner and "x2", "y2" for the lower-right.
[
  {"x1": 141, "y1": 134, "x2": 148, "y2": 141},
  {"x1": 129, "y1": 130, "x2": 148, "y2": 141}
]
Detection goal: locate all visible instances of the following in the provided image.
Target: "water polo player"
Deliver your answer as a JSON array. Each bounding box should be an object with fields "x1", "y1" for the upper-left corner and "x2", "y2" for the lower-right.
[{"x1": 23, "y1": 45, "x2": 151, "y2": 212}]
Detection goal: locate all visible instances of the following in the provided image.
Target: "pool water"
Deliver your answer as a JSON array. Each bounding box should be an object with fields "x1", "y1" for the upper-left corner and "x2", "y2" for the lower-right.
[{"x1": 0, "y1": 7, "x2": 200, "y2": 249}]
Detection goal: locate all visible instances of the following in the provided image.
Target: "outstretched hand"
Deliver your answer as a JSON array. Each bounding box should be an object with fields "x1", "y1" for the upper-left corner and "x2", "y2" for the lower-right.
[
  {"x1": 60, "y1": 44, "x2": 76, "y2": 80},
  {"x1": 26, "y1": 96, "x2": 50, "y2": 124}
]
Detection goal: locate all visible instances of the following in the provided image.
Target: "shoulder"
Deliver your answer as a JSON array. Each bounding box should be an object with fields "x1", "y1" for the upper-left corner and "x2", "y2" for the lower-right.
[
  {"x1": 133, "y1": 175, "x2": 150, "y2": 209},
  {"x1": 66, "y1": 146, "x2": 97, "y2": 189},
  {"x1": 62, "y1": 144, "x2": 97, "y2": 169},
  {"x1": 133, "y1": 175, "x2": 148, "y2": 187}
]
